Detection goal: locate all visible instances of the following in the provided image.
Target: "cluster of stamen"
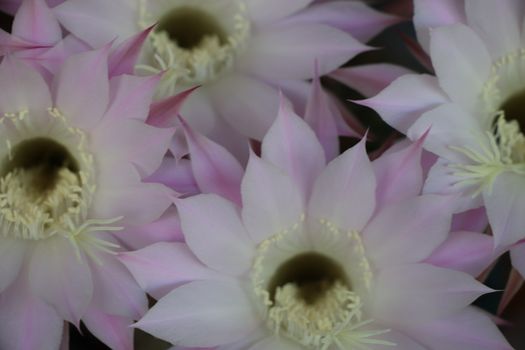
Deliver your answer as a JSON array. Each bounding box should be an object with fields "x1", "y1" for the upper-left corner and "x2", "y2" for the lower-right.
[
  {"x1": 136, "y1": 0, "x2": 250, "y2": 97},
  {"x1": 251, "y1": 217, "x2": 393, "y2": 349}
]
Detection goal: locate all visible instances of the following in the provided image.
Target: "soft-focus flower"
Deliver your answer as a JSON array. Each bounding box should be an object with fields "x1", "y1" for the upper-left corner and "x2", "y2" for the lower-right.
[
  {"x1": 53, "y1": 0, "x2": 397, "y2": 153},
  {"x1": 0, "y1": 48, "x2": 174, "y2": 349},
  {"x1": 121, "y1": 104, "x2": 506, "y2": 349},
  {"x1": 360, "y1": 0, "x2": 525, "y2": 249}
]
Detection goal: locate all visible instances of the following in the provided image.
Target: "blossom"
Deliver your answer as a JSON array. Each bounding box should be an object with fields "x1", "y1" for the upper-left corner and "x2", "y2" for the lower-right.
[
  {"x1": 53, "y1": 0, "x2": 397, "y2": 152},
  {"x1": 359, "y1": 0, "x2": 525, "y2": 249},
  {"x1": 0, "y1": 48, "x2": 174, "y2": 349},
  {"x1": 121, "y1": 104, "x2": 507, "y2": 349}
]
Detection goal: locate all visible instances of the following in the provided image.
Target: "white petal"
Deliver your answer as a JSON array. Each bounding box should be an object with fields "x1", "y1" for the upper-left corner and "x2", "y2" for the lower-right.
[
  {"x1": 0, "y1": 237, "x2": 26, "y2": 293},
  {"x1": 245, "y1": 0, "x2": 313, "y2": 24},
  {"x1": 135, "y1": 280, "x2": 262, "y2": 347}
]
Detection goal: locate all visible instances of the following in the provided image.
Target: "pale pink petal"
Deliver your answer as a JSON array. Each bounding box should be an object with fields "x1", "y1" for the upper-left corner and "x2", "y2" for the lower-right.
[
  {"x1": 330, "y1": 64, "x2": 413, "y2": 98},
  {"x1": 208, "y1": 74, "x2": 280, "y2": 140},
  {"x1": 206, "y1": 115, "x2": 251, "y2": 165},
  {"x1": 178, "y1": 194, "x2": 255, "y2": 276},
  {"x1": 0, "y1": 275, "x2": 64, "y2": 350},
  {"x1": 483, "y1": 171, "x2": 525, "y2": 248},
  {"x1": 283, "y1": 1, "x2": 400, "y2": 43},
  {"x1": 181, "y1": 117, "x2": 243, "y2": 205},
  {"x1": 0, "y1": 56, "x2": 52, "y2": 114},
  {"x1": 262, "y1": 100, "x2": 326, "y2": 202},
  {"x1": 147, "y1": 87, "x2": 198, "y2": 128},
  {"x1": 248, "y1": 336, "x2": 303, "y2": 350},
  {"x1": 425, "y1": 231, "x2": 495, "y2": 276},
  {"x1": 135, "y1": 280, "x2": 262, "y2": 347},
  {"x1": 511, "y1": 243, "x2": 525, "y2": 280},
  {"x1": 430, "y1": 24, "x2": 491, "y2": 112},
  {"x1": 88, "y1": 252, "x2": 147, "y2": 320},
  {"x1": 53, "y1": 47, "x2": 110, "y2": 130},
  {"x1": 308, "y1": 139, "x2": 376, "y2": 232},
  {"x1": 28, "y1": 236, "x2": 93, "y2": 325},
  {"x1": 413, "y1": 0, "x2": 466, "y2": 52},
  {"x1": 373, "y1": 264, "x2": 493, "y2": 324},
  {"x1": 363, "y1": 195, "x2": 453, "y2": 267},
  {"x1": 109, "y1": 26, "x2": 153, "y2": 76},
  {"x1": 245, "y1": 0, "x2": 313, "y2": 24},
  {"x1": 146, "y1": 157, "x2": 199, "y2": 197},
  {"x1": 304, "y1": 72, "x2": 339, "y2": 161},
  {"x1": 405, "y1": 307, "x2": 512, "y2": 350},
  {"x1": 372, "y1": 136, "x2": 424, "y2": 211},
  {"x1": 0, "y1": 237, "x2": 26, "y2": 293},
  {"x1": 105, "y1": 74, "x2": 160, "y2": 122},
  {"x1": 54, "y1": 0, "x2": 137, "y2": 47},
  {"x1": 269, "y1": 79, "x2": 309, "y2": 116},
  {"x1": 176, "y1": 87, "x2": 218, "y2": 135},
  {"x1": 357, "y1": 74, "x2": 447, "y2": 134},
  {"x1": 120, "y1": 242, "x2": 224, "y2": 300},
  {"x1": 465, "y1": 0, "x2": 524, "y2": 59},
  {"x1": 241, "y1": 153, "x2": 304, "y2": 243},
  {"x1": 451, "y1": 207, "x2": 488, "y2": 232},
  {"x1": 12, "y1": 0, "x2": 61, "y2": 45},
  {"x1": 497, "y1": 266, "x2": 523, "y2": 315},
  {"x1": 83, "y1": 308, "x2": 133, "y2": 350},
  {"x1": 238, "y1": 24, "x2": 368, "y2": 80}
]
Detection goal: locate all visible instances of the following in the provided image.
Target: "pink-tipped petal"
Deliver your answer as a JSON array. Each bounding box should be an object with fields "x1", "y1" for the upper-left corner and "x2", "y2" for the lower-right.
[
  {"x1": 364, "y1": 195, "x2": 453, "y2": 267},
  {"x1": 430, "y1": 24, "x2": 491, "y2": 112},
  {"x1": 0, "y1": 237, "x2": 26, "y2": 293},
  {"x1": 178, "y1": 194, "x2": 254, "y2": 276},
  {"x1": 12, "y1": 0, "x2": 61, "y2": 45},
  {"x1": 181, "y1": 117, "x2": 244, "y2": 205},
  {"x1": 245, "y1": 0, "x2": 313, "y2": 24},
  {"x1": 357, "y1": 74, "x2": 447, "y2": 134},
  {"x1": 238, "y1": 24, "x2": 369, "y2": 80},
  {"x1": 135, "y1": 280, "x2": 262, "y2": 347},
  {"x1": 451, "y1": 207, "x2": 488, "y2": 232},
  {"x1": 308, "y1": 139, "x2": 376, "y2": 232},
  {"x1": 241, "y1": 153, "x2": 304, "y2": 243},
  {"x1": 262, "y1": 99, "x2": 326, "y2": 202},
  {"x1": 304, "y1": 71, "x2": 339, "y2": 161},
  {"x1": 425, "y1": 231, "x2": 495, "y2": 276},
  {"x1": 53, "y1": 47, "x2": 110, "y2": 130},
  {"x1": 497, "y1": 266, "x2": 523, "y2": 315},
  {"x1": 108, "y1": 26, "x2": 153, "y2": 76},
  {"x1": 83, "y1": 308, "x2": 133, "y2": 350},
  {"x1": 119, "y1": 242, "x2": 224, "y2": 300},
  {"x1": 146, "y1": 157, "x2": 199, "y2": 197},
  {"x1": 330, "y1": 64, "x2": 413, "y2": 98},
  {"x1": 28, "y1": 236, "x2": 93, "y2": 325},
  {"x1": 148, "y1": 87, "x2": 198, "y2": 128}
]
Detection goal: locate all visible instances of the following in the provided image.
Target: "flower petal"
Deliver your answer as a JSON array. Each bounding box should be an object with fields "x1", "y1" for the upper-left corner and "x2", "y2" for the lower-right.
[
  {"x1": 28, "y1": 236, "x2": 93, "y2": 325},
  {"x1": 178, "y1": 194, "x2": 254, "y2": 276},
  {"x1": 12, "y1": 0, "x2": 61, "y2": 45},
  {"x1": 119, "y1": 242, "x2": 224, "y2": 300},
  {"x1": 262, "y1": 100, "x2": 325, "y2": 202},
  {"x1": 245, "y1": 0, "x2": 313, "y2": 24},
  {"x1": 83, "y1": 308, "x2": 133, "y2": 350},
  {"x1": 241, "y1": 153, "x2": 304, "y2": 243},
  {"x1": 0, "y1": 237, "x2": 26, "y2": 293},
  {"x1": 308, "y1": 139, "x2": 376, "y2": 232},
  {"x1": 248, "y1": 336, "x2": 303, "y2": 350},
  {"x1": 135, "y1": 280, "x2": 262, "y2": 347}
]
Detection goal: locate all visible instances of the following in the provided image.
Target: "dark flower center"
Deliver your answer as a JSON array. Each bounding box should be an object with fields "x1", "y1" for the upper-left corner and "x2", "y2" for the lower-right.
[
  {"x1": 500, "y1": 88, "x2": 525, "y2": 132},
  {"x1": 2, "y1": 137, "x2": 79, "y2": 194},
  {"x1": 268, "y1": 252, "x2": 350, "y2": 305},
  {"x1": 156, "y1": 6, "x2": 227, "y2": 49}
]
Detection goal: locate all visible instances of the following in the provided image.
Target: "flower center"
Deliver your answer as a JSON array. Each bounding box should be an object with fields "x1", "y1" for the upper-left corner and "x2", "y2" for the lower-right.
[
  {"x1": 500, "y1": 87, "x2": 525, "y2": 132},
  {"x1": 136, "y1": 0, "x2": 250, "y2": 97}
]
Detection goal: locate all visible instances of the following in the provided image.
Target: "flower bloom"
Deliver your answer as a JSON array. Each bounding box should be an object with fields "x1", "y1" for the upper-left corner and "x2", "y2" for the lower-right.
[
  {"x1": 0, "y1": 48, "x2": 174, "y2": 349},
  {"x1": 53, "y1": 0, "x2": 397, "y2": 149},
  {"x1": 121, "y1": 105, "x2": 507, "y2": 349},
  {"x1": 361, "y1": 0, "x2": 525, "y2": 249}
]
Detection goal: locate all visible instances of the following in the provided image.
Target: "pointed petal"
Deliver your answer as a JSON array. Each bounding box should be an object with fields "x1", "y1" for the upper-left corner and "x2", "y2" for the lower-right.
[
  {"x1": 238, "y1": 24, "x2": 368, "y2": 80},
  {"x1": 135, "y1": 280, "x2": 262, "y2": 347},
  {"x1": 430, "y1": 24, "x2": 491, "y2": 112},
  {"x1": 181, "y1": 117, "x2": 243, "y2": 205},
  {"x1": 425, "y1": 231, "x2": 495, "y2": 276},
  {"x1": 373, "y1": 264, "x2": 493, "y2": 324},
  {"x1": 497, "y1": 266, "x2": 523, "y2": 315},
  {"x1": 0, "y1": 237, "x2": 27, "y2": 293},
  {"x1": 54, "y1": 47, "x2": 110, "y2": 130},
  {"x1": 109, "y1": 26, "x2": 153, "y2": 76},
  {"x1": 83, "y1": 308, "x2": 133, "y2": 350},
  {"x1": 12, "y1": 0, "x2": 61, "y2": 45},
  {"x1": 465, "y1": 0, "x2": 523, "y2": 59},
  {"x1": 145, "y1": 157, "x2": 200, "y2": 197},
  {"x1": 245, "y1": 0, "x2": 313, "y2": 24},
  {"x1": 28, "y1": 236, "x2": 93, "y2": 325},
  {"x1": 119, "y1": 242, "x2": 224, "y2": 300},
  {"x1": 241, "y1": 153, "x2": 304, "y2": 243},
  {"x1": 358, "y1": 74, "x2": 447, "y2": 134},
  {"x1": 147, "y1": 87, "x2": 198, "y2": 128},
  {"x1": 262, "y1": 100, "x2": 326, "y2": 202},
  {"x1": 178, "y1": 194, "x2": 254, "y2": 276},
  {"x1": 483, "y1": 171, "x2": 525, "y2": 248},
  {"x1": 308, "y1": 139, "x2": 376, "y2": 232}
]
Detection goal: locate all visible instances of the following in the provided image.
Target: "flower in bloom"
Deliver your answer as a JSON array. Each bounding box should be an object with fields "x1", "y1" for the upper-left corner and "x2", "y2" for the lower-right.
[
  {"x1": 360, "y1": 0, "x2": 525, "y2": 249},
  {"x1": 53, "y1": 0, "x2": 397, "y2": 151},
  {"x1": 0, "y1": 48, "x2": 174, "y2": 349},
  {"x1": 121, "y1": 104, "x2": 507, "y2": 349}
]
